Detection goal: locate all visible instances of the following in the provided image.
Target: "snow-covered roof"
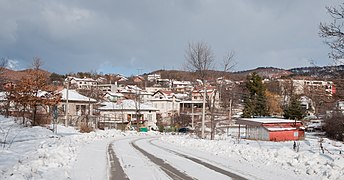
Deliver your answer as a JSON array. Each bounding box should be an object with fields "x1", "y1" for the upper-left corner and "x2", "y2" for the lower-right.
[
  {"x1": 106, "y1": 92, "x2": 124, "y2": 97},
  {"x1": 98, "y1": 100, "x2": 157, "y2": 111},
  {"x1": 236, "y1": 118, "x2": 303, "y2": 127},
  {"x1": 60, "y1": 89, "x2": 96, "y2": 102},
  {"x1": 150, "y1": 98, "x2": 181, "y2": 102},
  {"x1": 240, "y1": 118, "x2": 301, "y2": 124},
  {"x1": 0, "y1": 91, "x2": 54, "y2": 100},
  {"x1": 37, "y1": 90, "x2": 49, "y2": 97},
  {"x1": 174, "y1": 93, "x2": 188, "y2": 99},
  {"x1": 68, "y1": 77, "x2": 97, "y2": 82},
  {"x1": 172, "y1": 80, "x2": 191, "y2": 85},
  {"x1": 180, "y1": 100, "x2": 204, "y2": 104},
  {"x1": 265, "y1": 127, "x2": 297, "y2": 131}
]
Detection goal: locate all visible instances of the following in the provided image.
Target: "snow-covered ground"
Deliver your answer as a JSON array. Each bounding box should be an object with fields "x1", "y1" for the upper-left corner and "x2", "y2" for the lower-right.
[
  {"x1": 1, "y1": 115, "x2": 344, "y2": 180},
  {"x1": 160, "y1": 134, "x2": 344, "y2": 179},
  {"x1": 0, "y1": 116, "x2": 125, "y2": 180}
]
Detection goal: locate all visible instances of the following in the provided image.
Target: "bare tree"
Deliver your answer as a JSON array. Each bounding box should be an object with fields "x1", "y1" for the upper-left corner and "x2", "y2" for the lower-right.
[
  {"x1": 0, "y1": 58, "x2": 8, "y2": 89},
  {"x1": 185, "y1": 41, "x2": 215, "y2": 139},
  {"x1": 32, "y1": 57, "x2": 43, "y2": 70},
  {"x1": 0, "y1": 57, "x2": 8, "y2": 69},
  {"x1": 185, "y1": 41, "x2": 215, "y2": 82},
  {"x1": 320, "y1": 3, "x2": 344, "y2": 63},
  {"x1": 218, "y1": 50, "x2": 236, "y2": 107},
  {"x1": 222, "y1": 51, "x2": 236, "y2": 73}
]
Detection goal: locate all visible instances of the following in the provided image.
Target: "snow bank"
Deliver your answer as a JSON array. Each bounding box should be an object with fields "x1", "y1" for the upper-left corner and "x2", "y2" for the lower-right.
[
  {"x1": 160, "y1": 135, "x2": 344, "y2": 179},
  {"x1": 0, "y1": 116, "x2": 125, "y2": 180}
]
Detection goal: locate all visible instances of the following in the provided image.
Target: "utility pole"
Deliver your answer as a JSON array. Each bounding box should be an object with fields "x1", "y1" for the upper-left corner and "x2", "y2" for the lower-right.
[
  {"x1": 65, "y1": 78, "x2": 70, "y2": 127},
  {"x1": 191, "y1": 103, "x2": 194, "y2": 129},
  {"x1": 229, "y1": 99, "x2": 232, "y2": 124},
  {"x1": 201, "y1": 82, "x2": 206, "y2": 139}
]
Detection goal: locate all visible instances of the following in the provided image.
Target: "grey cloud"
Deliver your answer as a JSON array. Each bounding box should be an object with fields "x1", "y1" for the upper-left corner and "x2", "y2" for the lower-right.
[{"x1": 0, "y1": 0, "x2": 338, "y2": 75}]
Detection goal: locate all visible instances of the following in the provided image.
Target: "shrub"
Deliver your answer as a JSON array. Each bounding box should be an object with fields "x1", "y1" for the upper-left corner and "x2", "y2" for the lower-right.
[
  {"x1": 324, "y1": 110, "x2": 344, "y2": 141},
  {"x1": 79, "y1": 123, "x2": 93, "y2": 133}
]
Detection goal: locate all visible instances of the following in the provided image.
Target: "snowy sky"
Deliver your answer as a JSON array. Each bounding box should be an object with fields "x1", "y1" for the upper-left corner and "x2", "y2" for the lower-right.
[{"x1": 0, "y1": 0, "x2": 340, "y2": 76}]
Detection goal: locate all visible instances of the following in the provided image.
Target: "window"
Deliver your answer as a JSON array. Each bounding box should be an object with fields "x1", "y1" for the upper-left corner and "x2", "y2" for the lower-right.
[{"x1": 147, "y1": 114, "x2": 152, "y2": 121}]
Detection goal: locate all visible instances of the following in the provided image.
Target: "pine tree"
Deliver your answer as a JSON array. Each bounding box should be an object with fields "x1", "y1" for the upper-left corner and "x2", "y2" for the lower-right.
[
  {"x1": 242, "y1": 73, "x2": 269, "y2": 118},
  {"x1": 283, "y1": 96, "x2": 304, "y2": 120}
]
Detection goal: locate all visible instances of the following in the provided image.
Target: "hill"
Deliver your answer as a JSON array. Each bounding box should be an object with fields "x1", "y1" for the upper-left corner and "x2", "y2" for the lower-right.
[
  {"x1": 230, "y1": 67, "x2": 292, "y2": 81},
  {"x1": 0, "y1": 68, "x2": 52, "y2": 83},
  {"x1": 288, "y1": 65, "x2": 344, "y2": 78},
  {"x1": 146, "y1": 67, "x2": 293, "y2": 81}
]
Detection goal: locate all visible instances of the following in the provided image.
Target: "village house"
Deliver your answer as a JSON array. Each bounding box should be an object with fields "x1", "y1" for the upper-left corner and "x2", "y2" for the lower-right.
[
  {"x1": 179, "y1": 100, "x2": 204, "y2": 128},
  {"x1": 192, "y1": 86, "x2": 220, "y2": 108},
  {"x1": 68, "y1": 77, "x2": 98, "y2": 90},
  {"x1": 58, "y1": 89, "x2": 97, "y2": 125},
  {"x1": 236, "y1": 118, "x2": 305, "y2": 141},
  {"x1": 147, "y1": 74, "x2": 161, "y2": 82},
  {"x1": 104, "y1": 92, "x2": 125, "y2": 102},
  {"x1": 98, "y1": 99, "x2": 157, "y2": 130},
  {"x1": 150, "y1": 90, "x2": 180, "y2": 122},
  {"x1": 171, "y1": 80, "x2": 193, "y2": 93},
  {"x1": 299, "y1": 96, "x2": 315, "y2": 116},
  {"x1": 117, "y1": 85, "x2": 153, "y2": 102},
  {"x1": 94, "y1": 81, "x2": 118, "y2": 92},
  {"x1": 291, "y1": 79, "x2": 335, "y2": 96}
]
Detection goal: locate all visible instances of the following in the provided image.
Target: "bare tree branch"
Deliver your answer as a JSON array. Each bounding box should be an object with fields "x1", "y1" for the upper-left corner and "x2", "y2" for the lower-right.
[
  {"x1": 32, "y1": 57, "x2": 43, "y2": 70},
  {"x1": 185, "y1": 41, "x2": 215, "y2": 82},
  {"x1": 222, "y1": 51, "x2": 236, "y2": 72},
  {"x1": 320, "y1": 3, "x2": 344, "y2": 62}
]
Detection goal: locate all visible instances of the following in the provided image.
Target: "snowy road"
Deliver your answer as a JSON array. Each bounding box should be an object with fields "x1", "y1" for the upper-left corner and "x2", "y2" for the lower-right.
[{"x1": 110, "y1": 135, "x2": 247, "y2": 180}]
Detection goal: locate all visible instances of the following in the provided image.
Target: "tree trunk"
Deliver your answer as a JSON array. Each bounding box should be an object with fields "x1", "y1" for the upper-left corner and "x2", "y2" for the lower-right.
[
  {"x1": 22, "y1": 105, "x2": 26, "y2": 126},
  {"x1": 210, "y1": 91, "x2": 217, "y2": 140},
  {"x1": 33, "y1": 105, "x2": 37, "y2": 126},
  {"x1": 5, "y1": 101, "x2": 10, "y2": 118}
]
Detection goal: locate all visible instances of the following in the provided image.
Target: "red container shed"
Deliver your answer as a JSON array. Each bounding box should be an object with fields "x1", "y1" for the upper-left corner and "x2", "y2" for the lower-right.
[{"x1": 236, "y1": 118, "x2": 305, "y2": 141}]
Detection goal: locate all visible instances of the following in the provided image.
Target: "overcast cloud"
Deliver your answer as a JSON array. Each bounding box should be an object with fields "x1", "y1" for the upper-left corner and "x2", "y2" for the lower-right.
[{"x1": 0, "y1": 0, "x2": 340, "y2": 75}]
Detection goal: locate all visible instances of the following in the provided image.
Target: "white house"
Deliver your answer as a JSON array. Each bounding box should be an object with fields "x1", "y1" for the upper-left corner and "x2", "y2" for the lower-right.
[
  {"x1": 59, "y1": 89, "x2": 97, "y2": 120},
  {"x1": 96, "y1": 83, "x2": 117, "y2": 92},
  {"x1": 147, "y1": 74, "x2": 161, "y2": 82},
  {"x1": 292, "y1": 79, "x2": 334, "y2": 96},
  {"x1": 150, "y1": 91, "x2": 180, "y2": 121},
  {"x1": 299, "y1": 96, "x2": 315, "y2": 116},
  {"x1": 68, "y1": 77, "x2": 98, "y2": 90},
  {"x1": 98, "y1": 100, "x2": 158, "y2": 130},
  {"x1": 104, "y1": 92, "x2": 125, "y2": 102},
  {"x1": 171, "y1": 80, "x2": 193, "y2": 93}
]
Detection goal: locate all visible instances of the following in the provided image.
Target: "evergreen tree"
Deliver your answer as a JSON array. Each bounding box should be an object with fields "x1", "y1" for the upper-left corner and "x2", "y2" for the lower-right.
[
  {"x1": 242, "y1": 73, "x2": 269, "y2": 117},
  {"x1": 283, "y1": 96, "x2": 304, "y2": 120}
]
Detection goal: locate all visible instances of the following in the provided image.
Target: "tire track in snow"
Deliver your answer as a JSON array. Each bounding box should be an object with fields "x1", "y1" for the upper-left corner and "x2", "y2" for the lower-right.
[
  {"x1": 131, "y1": 138, "x2": 194, "y2": 180},
  {"x1": 108, "y1": 142, "x2": 129, "y2": 180},
  {"x1": 148, "y1": 138, "x2": 247, "y2": 180},
  {"x1": 111, "y1": 136, "x2": 172, "y2": 179}
]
